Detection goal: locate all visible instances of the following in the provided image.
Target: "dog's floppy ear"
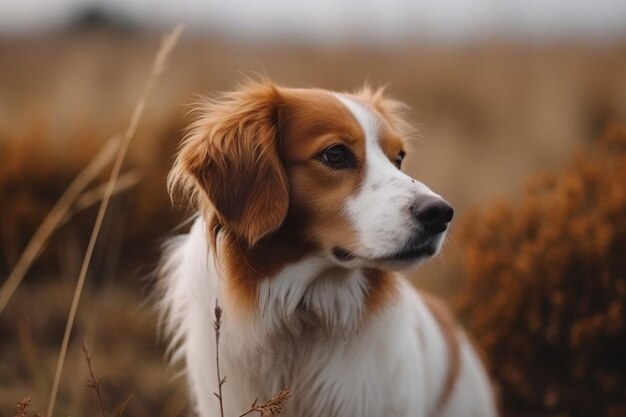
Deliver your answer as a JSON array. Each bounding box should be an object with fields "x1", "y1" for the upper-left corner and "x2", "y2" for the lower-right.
[{"x1": 169, "y1": 82, "x2": 288, "y2": 247}]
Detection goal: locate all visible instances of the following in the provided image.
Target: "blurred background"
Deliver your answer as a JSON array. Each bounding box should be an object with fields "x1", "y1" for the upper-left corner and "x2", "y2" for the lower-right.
[{"x1": 1, "y1": 1, "x2": 625, "y2": 417}]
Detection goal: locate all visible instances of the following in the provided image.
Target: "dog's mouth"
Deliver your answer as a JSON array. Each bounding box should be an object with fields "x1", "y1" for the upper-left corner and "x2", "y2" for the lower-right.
[
  {"x1": 332, "y1": 236, "x2": 440, "y2": 267},
  {"x1": 376, "y1": 242, "x2": 437, "y2": 263}
]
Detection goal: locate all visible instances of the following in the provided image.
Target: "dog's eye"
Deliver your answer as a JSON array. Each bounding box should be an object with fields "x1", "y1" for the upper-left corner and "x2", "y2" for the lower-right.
[
  {"x1": 394, "y1": 151, "x2": 406, "y2": 169},
  {"x1": 320, "y1": 145, "x2": 356, "y2": 169}
]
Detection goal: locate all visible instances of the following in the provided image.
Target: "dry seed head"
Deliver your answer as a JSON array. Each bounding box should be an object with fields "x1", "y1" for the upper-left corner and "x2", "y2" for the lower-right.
[{"x1": 253, "y1": 389, "x2": 291, "y2": 417}]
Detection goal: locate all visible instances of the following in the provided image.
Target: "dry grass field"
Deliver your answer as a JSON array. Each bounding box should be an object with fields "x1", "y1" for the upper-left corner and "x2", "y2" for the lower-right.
[{"x1": 1, "y1": 24, "x2": 625, "y2": 417}]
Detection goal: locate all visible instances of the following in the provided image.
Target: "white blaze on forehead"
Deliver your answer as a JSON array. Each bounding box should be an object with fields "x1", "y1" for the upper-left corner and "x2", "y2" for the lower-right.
[
  {"x1": 334, "y1": 94, "x2": 439, "y2": 257},
  {"x1": 335, "y1": 95, "x2": 382, "y2": 150}
]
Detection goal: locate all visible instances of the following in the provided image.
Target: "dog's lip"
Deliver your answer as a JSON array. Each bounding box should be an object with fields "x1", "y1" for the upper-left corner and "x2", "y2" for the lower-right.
[
  {"x1": 332, "y1": 247, "x2": 357, "y2": 262},
  {"x1": 332, "y1": 240, "x2": 436, "y2": 264},
  {"x1": 376, "y1": 244, "x2": 436, "y2": 263}
]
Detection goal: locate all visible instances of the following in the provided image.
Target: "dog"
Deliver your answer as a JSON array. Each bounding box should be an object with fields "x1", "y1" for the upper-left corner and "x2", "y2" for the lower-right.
[{"x1": 159, "y1": 81, "x2": 497, "y2": 417}]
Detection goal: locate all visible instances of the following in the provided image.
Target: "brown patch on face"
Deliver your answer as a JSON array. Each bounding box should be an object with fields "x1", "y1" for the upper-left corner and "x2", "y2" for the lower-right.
[
  {"x1": 276, "y1": 88, "x2": 367, "y2": 254},
  {"x1": 419, "y1": 291, "x2": 462, "y2": 412},
  {"x1": 347, "y1": 88, "x2": 408, "y2": 168},
  {"x1": 378, "y1": 128, "x2": 406, "y2": 167}
]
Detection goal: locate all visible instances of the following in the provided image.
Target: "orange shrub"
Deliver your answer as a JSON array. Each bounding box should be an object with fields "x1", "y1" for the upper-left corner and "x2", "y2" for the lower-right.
[
  {"x1": 459, "y1": 124, "x2": 626, "y2": 417},
  {"x1": 0, "y1": 130, "x2": 96, "y2": 273},
  {"x1": 0, "y1": 120, "x2": 184, "y2": 279}
]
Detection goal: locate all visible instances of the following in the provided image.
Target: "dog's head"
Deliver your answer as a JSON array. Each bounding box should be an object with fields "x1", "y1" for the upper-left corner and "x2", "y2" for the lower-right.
[{"x1": 170, "y1": 81, "x2": 452, "y2": 271}]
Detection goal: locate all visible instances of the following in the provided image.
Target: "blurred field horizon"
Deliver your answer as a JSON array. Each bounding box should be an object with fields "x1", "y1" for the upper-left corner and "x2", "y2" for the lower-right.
[{"x1": 1, "y1": 7, "x2": 626, "y2": 417}]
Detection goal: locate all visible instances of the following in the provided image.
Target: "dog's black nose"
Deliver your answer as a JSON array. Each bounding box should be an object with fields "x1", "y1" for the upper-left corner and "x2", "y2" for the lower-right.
[{"x1": 411, "y1": 197, "x2": 454, "y2": 234}]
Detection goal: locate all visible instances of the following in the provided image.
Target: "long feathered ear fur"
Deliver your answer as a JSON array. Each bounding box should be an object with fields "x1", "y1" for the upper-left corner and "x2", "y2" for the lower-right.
[{"x1": 168, "y1": 81, "x2": 288, "y2": 247}]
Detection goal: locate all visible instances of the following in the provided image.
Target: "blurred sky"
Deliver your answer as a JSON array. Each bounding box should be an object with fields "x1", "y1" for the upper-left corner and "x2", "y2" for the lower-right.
[{"x1": 1, "y1": 0, "x2": 625, "y2": 43}]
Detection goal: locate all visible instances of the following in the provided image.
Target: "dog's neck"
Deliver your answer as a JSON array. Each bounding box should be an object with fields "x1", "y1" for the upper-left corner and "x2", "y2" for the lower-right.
[
  {"x1": 209, "y1": 221, "x2": 397, "y2": 337},
  {"x1": 257, "y1": 257, "x2": 393, "y2": 335}
]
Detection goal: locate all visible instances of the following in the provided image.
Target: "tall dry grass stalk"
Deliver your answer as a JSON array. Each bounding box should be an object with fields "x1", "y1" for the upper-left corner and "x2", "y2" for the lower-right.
[
  {"x1": 45, "y1": 25, "x2": 183, "y2": 417},
  {"x1": 65, "y1": 170, "x2": 141, "y2": 225},
  {"x1": 0, "y1": 137, "x2": 121, "y2": 314}
]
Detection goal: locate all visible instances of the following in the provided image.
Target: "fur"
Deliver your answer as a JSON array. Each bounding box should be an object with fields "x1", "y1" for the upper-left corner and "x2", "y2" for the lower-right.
[{"x1": 159, "y1": 81, "x2": 497, "y2": 417}]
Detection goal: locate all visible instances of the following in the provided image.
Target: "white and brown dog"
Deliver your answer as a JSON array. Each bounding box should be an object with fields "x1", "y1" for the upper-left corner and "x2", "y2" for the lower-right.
[{"x1": 159, "y1": 81, "x2": 497, "y2": 417}]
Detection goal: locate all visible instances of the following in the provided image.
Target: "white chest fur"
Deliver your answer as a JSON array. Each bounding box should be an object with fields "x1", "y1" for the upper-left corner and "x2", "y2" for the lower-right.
[{"x1": 159, "y1": 218, "x2": 496, "y2": 417}]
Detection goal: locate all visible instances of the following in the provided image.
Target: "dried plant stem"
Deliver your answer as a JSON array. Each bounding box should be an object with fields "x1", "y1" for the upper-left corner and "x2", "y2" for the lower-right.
[
  {"x1": 82, "y1": 342, "x2": 108, "y2": 417},
  {"x1": 0, "y1": 157, "x2": 137, "y2": 316},
  {"x1": 66, "y1": 170, "x2": 142, "y2": 223},
  {"x1": 213, "y1": 303, "x2": 226, "y2": 417},
  {"x1": 115, "y1": 394, "x2": 133, "y2": 417},
  {"x1": 0, "y1": 137, "x2": 120, "y2": 315},
  {"x1": 238, "y1": 407, "x2": 256, "y2": 417},
  {"x1": 213, "y1": 303, "x2": 291, "y2": 417},
  {"x1": 45, "y1": 25, "x2": 183, "y2": 417}
]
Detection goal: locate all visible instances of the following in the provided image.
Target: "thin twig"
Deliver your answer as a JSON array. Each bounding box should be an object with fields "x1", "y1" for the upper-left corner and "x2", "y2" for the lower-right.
[
  {"x1": 237, "y1": 402, "x2": 257, "y2": 417},
  {"x1": 213, "y1": 302, "x2": 226, "y2": 417},
  {"x1": 0, "y1": 137, "x2": 121, "y2": 314},
  {"x1": 82, "y1": 342, "x2": 108, "y2": 417},
  {"x1": 45, "y1": 25, "x2": 183, "y2": 417},
  {"x1": 115, "y1": 393, "x2": 133, "y2": 417},
  {"x1": 212, "y1": 303, "x2": 291, "y2": 417}
]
